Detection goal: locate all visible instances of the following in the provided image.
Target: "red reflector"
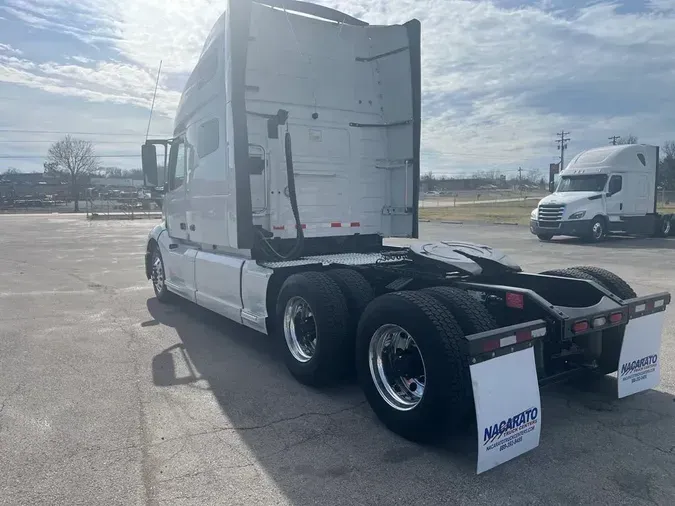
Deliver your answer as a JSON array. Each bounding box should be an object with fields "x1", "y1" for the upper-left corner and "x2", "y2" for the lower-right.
[
  {"x1": 609, "y1": 312, "x2": 623, "y2": 323},
  {"x1": 505, "y1": 292, "x2": 524, "y2": 309},
  {"x1": 350, "y1": 222, "x2": 360, "y2": 227},
  {"x1": 300, "y1": 224, "x2": 307, "y2": 229},
  {"x1": 331, "y1": 222, "x2": 341, "y2": 228},
  {"x1": 572, "y1": 320, "x2": 589, "y2": 333},
  {"x1": 516, "y1": 330, "x2": 531, "y2": 343},
  {"x1": 482, "y1": 339, "x2": 500, "y2": 353},
  {"x1": 273, "y1": 225, "x2": 285, "y2": 230},
  {"x1": 645, "y1": 301, "x2": 654, "y2": 310}
]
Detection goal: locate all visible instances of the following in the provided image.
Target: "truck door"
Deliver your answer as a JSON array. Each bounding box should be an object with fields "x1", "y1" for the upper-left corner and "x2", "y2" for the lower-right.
[
  {"x1": 166, "y1": 136, "x2": 188, "y2": 240},
  {"x1": 606, "y1": 174, "x2": 623, "y2": 221}
]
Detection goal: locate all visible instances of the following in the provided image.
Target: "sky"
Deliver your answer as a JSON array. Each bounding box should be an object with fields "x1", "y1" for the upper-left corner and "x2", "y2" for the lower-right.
[{"x1": 1, "y1": 0, "x2": 674, "y2": 178}]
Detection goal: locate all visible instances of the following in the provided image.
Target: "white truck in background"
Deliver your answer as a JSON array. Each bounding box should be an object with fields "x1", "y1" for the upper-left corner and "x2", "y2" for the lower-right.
[
  {"x1": 530, "y1": 144, "x2": 673, "y2": 242},
  {"x1": 140, "y1": 0, "x2": 671, "y2": 474}
]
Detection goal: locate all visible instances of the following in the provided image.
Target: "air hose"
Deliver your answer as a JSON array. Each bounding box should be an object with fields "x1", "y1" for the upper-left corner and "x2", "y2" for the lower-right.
[{"x1": 258, "y1": 129, "x2": 304, "y2": 260}]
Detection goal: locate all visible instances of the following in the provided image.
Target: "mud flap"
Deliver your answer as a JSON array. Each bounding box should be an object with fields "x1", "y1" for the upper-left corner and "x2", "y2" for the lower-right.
[
  {"x1": 617, "y1": 295, "x2": 669, "y2": 398},
  {"x1": 465, "y1": 321, "x2": 546, "y2": 474}
]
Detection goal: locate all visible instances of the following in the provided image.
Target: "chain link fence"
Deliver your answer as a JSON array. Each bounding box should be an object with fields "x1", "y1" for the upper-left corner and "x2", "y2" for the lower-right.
[
  {"x1": 657, "y1": 190, "x2": 675, "y2": 210},
  {"x1": 419, "y1": 189, "x2": 546, "y2": 208}
]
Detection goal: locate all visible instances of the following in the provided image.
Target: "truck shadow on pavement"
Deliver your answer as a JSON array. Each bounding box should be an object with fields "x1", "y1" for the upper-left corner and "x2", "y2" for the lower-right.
[{"x1": 144, "y1": 296, "x2": 675, "y2": 504}]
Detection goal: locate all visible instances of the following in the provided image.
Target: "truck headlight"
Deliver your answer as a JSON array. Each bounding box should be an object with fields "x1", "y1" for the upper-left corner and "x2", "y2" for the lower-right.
[
  {"x1": 568, "y1": 211, "x2": 586, "y2": 220},
  {"x1": 530, "y1": 209, "x2": 538, "y2": 220}
]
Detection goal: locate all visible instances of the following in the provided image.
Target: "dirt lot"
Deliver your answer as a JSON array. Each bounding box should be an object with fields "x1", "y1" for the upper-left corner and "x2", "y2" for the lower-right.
[{"x1": 1, "y1": 215, "x2": 674, "y2": 506}]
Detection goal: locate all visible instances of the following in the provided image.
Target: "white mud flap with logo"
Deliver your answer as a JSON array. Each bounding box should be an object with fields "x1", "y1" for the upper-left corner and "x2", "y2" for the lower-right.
[
  {"x1": 617, "y1": 296, "x2": 669, "y2": 398},
  {"x1": 466, "y1": 322, "x2": 546, "y2": 474}
]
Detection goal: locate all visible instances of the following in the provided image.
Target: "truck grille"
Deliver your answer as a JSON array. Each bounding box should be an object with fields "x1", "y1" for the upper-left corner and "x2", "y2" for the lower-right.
[{"x1": 537, "y1": 204, "x2": 564, "y2": 227}]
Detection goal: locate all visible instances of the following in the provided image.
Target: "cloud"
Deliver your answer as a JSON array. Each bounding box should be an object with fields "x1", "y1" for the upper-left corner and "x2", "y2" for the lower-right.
[
  {"x1": 0, "y1": 43, "x2": 23, "y2": 56},
  {"x1": 1, "y1": 0, "x2": 675, "y2": 175},
  {"x1": 0, "y1": 53, "x2": 180, "y2": 116}
]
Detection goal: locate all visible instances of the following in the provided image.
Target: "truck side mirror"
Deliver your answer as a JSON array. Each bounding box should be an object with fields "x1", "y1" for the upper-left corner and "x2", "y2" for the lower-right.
[{"x1": 142, "y1": 143, "x2": 159, "y2": 187}]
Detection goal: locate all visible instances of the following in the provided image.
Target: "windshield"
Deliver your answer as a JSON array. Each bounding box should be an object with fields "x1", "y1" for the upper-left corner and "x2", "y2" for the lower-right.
[{"x1": 556, "y1": 174, "x2": 607, "y2": 193}]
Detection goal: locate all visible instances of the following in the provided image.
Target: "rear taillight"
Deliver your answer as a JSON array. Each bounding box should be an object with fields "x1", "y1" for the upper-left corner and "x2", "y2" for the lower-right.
[
  {"x1": 505, "y1": 292, "x2": 524, "y2": 309},
  {"x1": 609, "y1": 312, "x2": 623, "y2": 323},
  {"x1": 482, "y1": 339, "x2": 500, "y2": 353},
  {"x1": 572, "y1": 320, "x2": 589, "y2": 333}
]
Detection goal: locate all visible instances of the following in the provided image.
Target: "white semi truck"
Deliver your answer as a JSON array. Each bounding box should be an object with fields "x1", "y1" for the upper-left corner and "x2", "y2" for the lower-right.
[
  {"x1": 530, "y1": 144, "x2": 673, "y2": 242},
  {"x1": 141, "y1": 0, "x2": 671, "y2": 474}
]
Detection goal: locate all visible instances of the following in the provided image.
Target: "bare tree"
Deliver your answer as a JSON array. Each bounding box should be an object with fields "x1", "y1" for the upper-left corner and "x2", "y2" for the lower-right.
[
  {"x1": 3, "y1": 167, "x2": 20, "y2": 175},
  {"x1": 660, "y1": 141, "x2": 675, "y2": 190},
  {"x1": 45, "y1": 135, "x2": 100, "y2": 212},
  {"x1": 617, "y1": 134, "x2": 638, "y2": 145},
  {"x1": 526, "y1": 168, "x2": 542, "y2": 185}
]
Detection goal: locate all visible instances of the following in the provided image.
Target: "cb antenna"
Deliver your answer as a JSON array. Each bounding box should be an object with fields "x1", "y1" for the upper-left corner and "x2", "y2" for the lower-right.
[{"x1": 145, "y1": 60, "x2": 163, "y2": 141}]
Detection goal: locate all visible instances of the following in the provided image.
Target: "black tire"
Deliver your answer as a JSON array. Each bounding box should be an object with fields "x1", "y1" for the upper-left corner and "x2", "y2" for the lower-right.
[
  {"x1": 539, "y1": 267, "x2": 604, "y2": 285},
  {"x1": 276, "y1": 271, "x2": 351, "y2": 387},
  {"x1": 150, "y1": 245, "x2": 173, "y2": 303},
  {"x1": 540, "y1": 267, "x2": 634, "y2": 375},
  {"x1": 421, "y1": 286, "x2": 497, "y2": 334},
  {"x1": 537, "y1": 233, "x2": 554, "y2": 242},
  {"x1": 355, "y1": 291, "x2": 473, "y2": 442},
  {"x1": 326, "y1": 268, "x2": 374, "y2": 332},
  {"x1": 568, "y1": 266, "x2": 636, "y2": 300},
  {"x1": 585, "y1": 216, "x2": 607, "y2": 243}
]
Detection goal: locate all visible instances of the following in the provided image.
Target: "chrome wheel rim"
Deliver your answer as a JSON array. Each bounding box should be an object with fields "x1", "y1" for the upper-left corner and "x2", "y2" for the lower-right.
[
  {"x1": 152, "y1": 252, "x2": 165, "y2": 294},
  {"x1": 369, "y1": 324, "x2": 426, "y2": 411},
  {"x1": 283, "y1": 296, "x2": 317, "y2": 363},
  {"x1": 592, "y1": 221, "x2": 603, "y2": 240}
]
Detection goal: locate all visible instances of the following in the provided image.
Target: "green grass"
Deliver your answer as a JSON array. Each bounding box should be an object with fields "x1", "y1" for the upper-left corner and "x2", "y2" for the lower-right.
[{"x1": 420, "y1": 202, "x2": 675, "y2": 226}]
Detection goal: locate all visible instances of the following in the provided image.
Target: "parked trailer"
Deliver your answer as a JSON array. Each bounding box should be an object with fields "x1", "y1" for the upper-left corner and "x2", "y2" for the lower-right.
[{"x1": 141, "y1": 0, "x2": 671, "y2": 473}]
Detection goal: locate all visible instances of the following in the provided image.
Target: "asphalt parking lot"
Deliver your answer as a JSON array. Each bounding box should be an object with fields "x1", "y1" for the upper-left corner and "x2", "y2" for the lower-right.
[{"x1": 1, "y1": 215, "x2": 674, "y2": 506}]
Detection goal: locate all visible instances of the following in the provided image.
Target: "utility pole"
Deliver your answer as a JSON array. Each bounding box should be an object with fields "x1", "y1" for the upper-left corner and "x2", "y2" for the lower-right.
[
  {"x1": 518, "y1": 167, "x2": 523, "y2": 183},
  {"x1": 608, "y1": 135, "x2": 620, "y2": 146},
  {"x1": 556, "y1": 131, "x2": 570, "y2": 170}
]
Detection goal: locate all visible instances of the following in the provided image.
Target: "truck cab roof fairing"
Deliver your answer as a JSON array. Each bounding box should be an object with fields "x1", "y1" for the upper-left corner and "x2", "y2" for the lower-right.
[
  {"x1": 226, "y1": 0, "x2": 374, "y2": 249},
  {"x1": 200, "y1": 1, "x2": 420, "y2": 249}
]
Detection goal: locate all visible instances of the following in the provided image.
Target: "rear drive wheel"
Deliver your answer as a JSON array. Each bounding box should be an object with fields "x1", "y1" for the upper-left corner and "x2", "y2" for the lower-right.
[
  {"x1": 326, "y1": 268, "x2": 373, "y2": 334},
  {"x1": 537, "y1": 233, "x2": 554, "y2": 242},
  {"x1": 541, "y1": 266, "x2": 636, "y2": 375},
  {"x1": 326, "y1": 269, "x2": 374, "y2": 375},
  {"x1": 421, "y1": 286, "x2": 497, "y2": 334},
  {"x1": 150, "y1": 246, "x2": 173, "y2": 303},
  {"x1": 540, "y1": 267, "x2": 603, "y2": 284},
  {"x1": 568, "y1": 266, "x2": 636, "y2": 300},
  {"x1": 276, "y1": 272, "x2": 351, "y2": 386},
  {"x1": 356, "y1": 291, "x2": 473, "y2": 442}
]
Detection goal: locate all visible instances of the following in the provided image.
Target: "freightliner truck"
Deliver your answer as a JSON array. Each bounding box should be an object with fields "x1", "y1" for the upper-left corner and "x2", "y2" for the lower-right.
[
  {"x1": 140, "y1": 0, "x2": 671, "y2": 474},
  {"x1": 530, "y1": 144, "x2": 673, "y2": 242}
]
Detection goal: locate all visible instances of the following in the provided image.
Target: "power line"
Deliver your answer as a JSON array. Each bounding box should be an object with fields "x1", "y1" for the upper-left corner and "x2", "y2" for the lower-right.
[
  {"x1": 555, "y1": 131, "x2": 570, "y2": 170},
  {"x1": 608, "y1": 135, "x2": 620, "y2": 145},
  {"x1": 0, "y1": 154, "x2": 140, "y2": 159},
  {"x1": 0, "y1": 140, "x2": 140, "y2": 144},
  {"x1": 0, "y1": 129, "x2": 164, "y2": 137}
]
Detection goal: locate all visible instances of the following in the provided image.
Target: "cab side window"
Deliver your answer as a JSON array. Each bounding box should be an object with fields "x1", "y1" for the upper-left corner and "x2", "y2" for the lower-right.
[
  {"x1": 168, "y1": 137, "x2": 187, "y2": 190},
  {"x1": 608, "y1": 175, "x2": 622, "y2": 195}
]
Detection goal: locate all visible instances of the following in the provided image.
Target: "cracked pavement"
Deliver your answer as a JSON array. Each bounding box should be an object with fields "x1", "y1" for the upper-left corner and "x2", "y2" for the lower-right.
[{"x1": 0, "y1": 215, "x2": 674, "y2": 506}]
